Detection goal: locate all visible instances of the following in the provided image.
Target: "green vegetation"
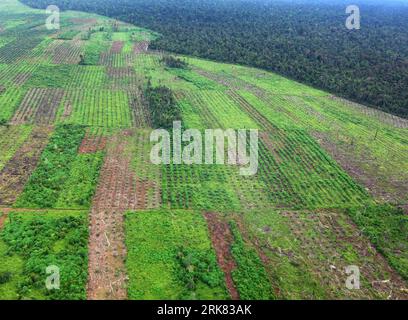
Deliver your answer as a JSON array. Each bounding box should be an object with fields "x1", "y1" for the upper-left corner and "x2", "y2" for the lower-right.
[
  {"x1": 26, "y1": 65, "x2": 75, "y2": 88},
  {"x1": 59, "y1": 89, "x2": 133, "y2": 128},
  {"x1": 145, "y1": 84, "x2": 180, "y2": 129},
  {"x1": 0, "y1": 125, "x2": 32, "y2": 171},
  {"x1": 162, "y1": 55, "x2": 188, "y2": 69},
  {"x1": 0, "y1": 87, "x2": 26, "y2": 122},
  {"x1": 82, "y1": 33, "x2": 110, "y2": 65},
  {"x1": 57, "y1": 30, "x2": 80, "y2": 40},
  {"x1": 162, "y1": 164, "x2": 241, "y2": 212},
  {"x1": 175, "y1": 247, "x2": 227, "y2": 300},
  {"x1": 346, "y1": 205, "x2": 408, "y2": 280},
  {"x1": 24, "y1": 0, "x2": 408, "y2": 118},
  {"x1": 15, "y1": 125, "x2": 86, "y2": 208},
  {"x1": 0, "y1": 0, "x2": 407, "y2": 301},
  {"x1": 56, "y1": 152, "x2": 104, "y2": 209},
  {"x1": 241, "y1": 210, "x2": 328, "y2": 299},
  {"x1": 229, "y1": 221, "x2": 274, "y2": 300},
  {"x1": 125, "y1": 210, "x2": 229, "y2": 300},
  {"x1": 0, "y1": 210, "x2": 88, "y2": 300}
]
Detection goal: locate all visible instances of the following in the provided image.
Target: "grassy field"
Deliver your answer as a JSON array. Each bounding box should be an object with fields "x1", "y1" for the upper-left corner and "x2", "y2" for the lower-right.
[
  {"x1": 125, "y1": 210, "x2": 229, "y2": 300},
  {"x1": 0, "y1": 0, "x2": 406, "y2": 300}
]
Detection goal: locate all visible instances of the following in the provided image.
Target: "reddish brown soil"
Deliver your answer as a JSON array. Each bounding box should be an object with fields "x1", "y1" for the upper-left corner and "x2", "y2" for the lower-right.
[
  {"x1": 0, "y1": 211, "x2": 7, "y2": 229},
  {"x1": 87, "y1": 131, "x2": 160, "y2": 300},
  {"x1": 133, "y1": 41, "x2": 149, "y2": 54},
  {"x1": 78, "y1": 133, "x2": 107, "y2": 154},
  {"x1": 61, "y1": 98, "x2": 73, "y2": 120},
  {"x1": 204, "y1": 212, "x2": 240, "y2": 300},
  {"x1": 87, "y1": 205, "x2": 128, "y2": 300},
  {"x1": 91, "y1": 136, "x2": 149, "y2": 211},
  {"x1": 0, "y1": 127, "x2": 52, "y2": 205},
  {"x1": 87, "y1": 137, "x2": 130, "y2": 300},
  {"x1": 110, "y1": 41, "x2": 124, "y2": 54}
]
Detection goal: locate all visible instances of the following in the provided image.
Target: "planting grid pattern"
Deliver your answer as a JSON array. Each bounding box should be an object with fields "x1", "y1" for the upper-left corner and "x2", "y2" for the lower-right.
[{"x1": 0, "y1": 0, "x2": 406, "y2": 301}]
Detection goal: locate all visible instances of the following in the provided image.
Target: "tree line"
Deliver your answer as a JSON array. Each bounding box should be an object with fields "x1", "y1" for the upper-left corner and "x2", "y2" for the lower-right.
[{"x1": 22, "y1": 0, "x2": 408, "y2": 118}]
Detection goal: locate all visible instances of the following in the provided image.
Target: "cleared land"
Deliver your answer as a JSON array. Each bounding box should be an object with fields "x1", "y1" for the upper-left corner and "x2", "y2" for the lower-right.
[{"x1": 0, "y1": 0, "x2": 406, "y2": 300}]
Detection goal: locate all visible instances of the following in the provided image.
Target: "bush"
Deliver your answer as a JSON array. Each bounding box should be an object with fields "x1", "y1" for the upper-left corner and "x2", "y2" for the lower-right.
[
  {"x1": 162, "y1": 55, "x2": 188, "y2": 69},
  {"x1": 175, "y1": 247, "x2": 226, "y2": 299},
  {"x1": 0, "y1": 272, "x2": 12, "y2": 284}
]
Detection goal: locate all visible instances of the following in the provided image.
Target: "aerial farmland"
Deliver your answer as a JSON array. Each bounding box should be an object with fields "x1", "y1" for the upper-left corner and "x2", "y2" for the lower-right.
[{"x1": 0, "y1": 0, "x2": 407, "y2": 301}]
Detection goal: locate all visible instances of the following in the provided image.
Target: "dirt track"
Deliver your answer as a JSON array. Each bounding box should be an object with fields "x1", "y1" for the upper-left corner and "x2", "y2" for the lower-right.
[{"x1": 204, "y1": 212, "x2": 240, "y2": 300}]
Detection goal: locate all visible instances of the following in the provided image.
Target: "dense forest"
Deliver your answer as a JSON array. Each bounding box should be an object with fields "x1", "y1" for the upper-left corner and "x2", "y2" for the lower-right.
[{"x1": 21, "y1": 0, "x2": 408, "y2": 118}]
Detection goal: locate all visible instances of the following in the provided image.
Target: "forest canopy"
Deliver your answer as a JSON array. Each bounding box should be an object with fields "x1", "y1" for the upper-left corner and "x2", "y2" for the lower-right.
[{"x1": 21, "y1": 0, "x2": 408, "y2": 118}]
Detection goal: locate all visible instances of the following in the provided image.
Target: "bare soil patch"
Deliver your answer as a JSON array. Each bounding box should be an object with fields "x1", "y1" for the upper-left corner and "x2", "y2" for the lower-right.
[
  {"x1": 11, "y1": 88, "x2": 65, "y2": 125},
  {"x1": 87, "y1": 131, "x2": 159, "y2": 300},
  {"x1": 281, "y1": 210, "x2": 408, "y2": 299},
  {"x1": 110, "y1": 41, "x2": 124, "y2": 54},
  {"x1": 204, "y1": 212, "x2": 239, "y2": 300},
  {"x1": 87, "y1": 205, "x2": 128, "y2": 300},
  {"x1": 87, "y1": 136, "x2": 130, "y2": 300},
  {"x1": 79, "y1": 133, "x2": 107, "y2": 154},
  {"x1": 0, "y1": 211, "x2": 7, "y2": 229},
  {"x1": 0, "y1": 127, "x2": 52, "y2": 206},
  {"x1": 133, "y1": 41, "x2": 149, "y2": 54}
]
